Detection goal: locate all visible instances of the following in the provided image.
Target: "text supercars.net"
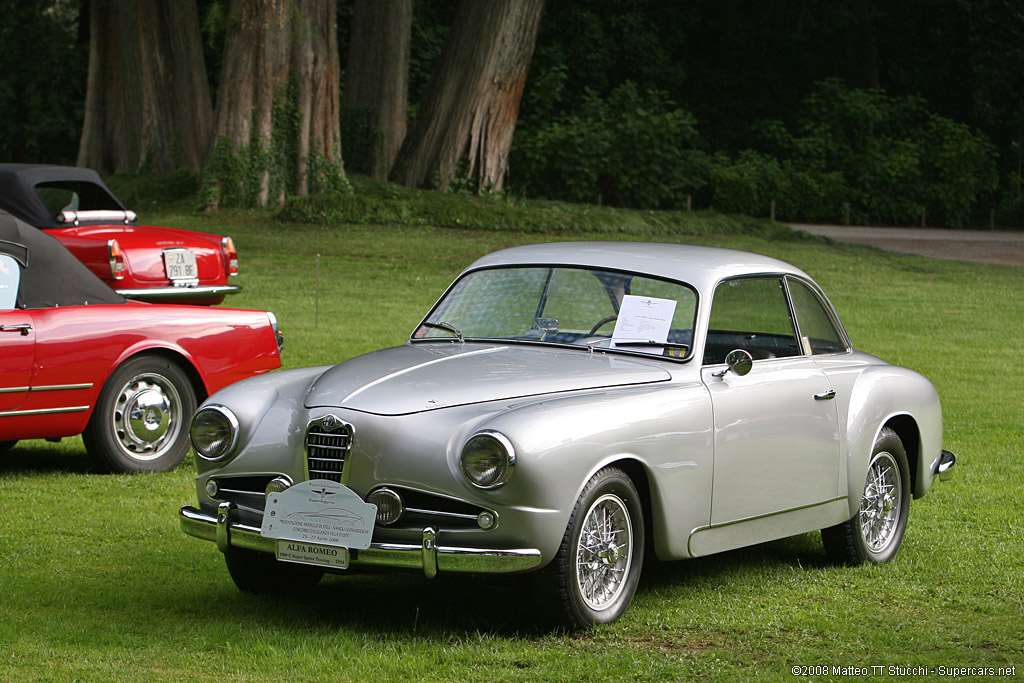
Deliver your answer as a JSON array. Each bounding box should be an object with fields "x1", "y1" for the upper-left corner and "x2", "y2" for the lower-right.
[{"x1": 791, "y1": 664, "x2": 1017, "y2": 677}]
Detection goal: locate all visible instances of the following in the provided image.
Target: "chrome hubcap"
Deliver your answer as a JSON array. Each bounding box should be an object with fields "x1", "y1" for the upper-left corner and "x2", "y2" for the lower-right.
[
  {"x1": 575, "y1": 493, "x2": 632, "y2": 611},
  {"x1": 113, "y1": 374, "x2": 181, "y2": 461},
  {"x1": 859, "y1": 451, "x2": 902, "y2": 552}
]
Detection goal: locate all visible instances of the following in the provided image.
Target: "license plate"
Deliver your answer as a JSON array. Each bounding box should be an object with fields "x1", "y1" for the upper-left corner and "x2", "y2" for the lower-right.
[
  {"x1": 163, "y1": 248, "x2": 198, "y2": 280},
  {"x1": 276, "y1": 539, "x2": 349, "y2": 569}
]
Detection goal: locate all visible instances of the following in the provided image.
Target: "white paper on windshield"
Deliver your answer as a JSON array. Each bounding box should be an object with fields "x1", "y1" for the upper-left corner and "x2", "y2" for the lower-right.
[
  {"x1": 261, "y1": 479, "x2": 376, "y2": 550},
  {"x1": 611, "y1": 295, "x2": 677, "y2": 355}
]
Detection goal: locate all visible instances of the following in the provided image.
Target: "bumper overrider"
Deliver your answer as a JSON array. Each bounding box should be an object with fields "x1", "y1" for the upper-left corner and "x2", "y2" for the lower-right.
[{"x1": 179, "y1": 501, "x2": 543, "y2": 578}]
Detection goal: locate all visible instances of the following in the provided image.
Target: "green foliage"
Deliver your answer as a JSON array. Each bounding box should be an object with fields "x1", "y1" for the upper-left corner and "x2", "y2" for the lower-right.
[
  {"x1": 511, "y1": 82, "x2": 709, "y2": 209},
  {"x1": 279, "y1": 174, "x2": 812, "y2": 241},
  {"x1": 104, "y1": 169, "x2": 200, "y2": 212},
  {"x1": 200, "y1": 79, "x2": 350, "y2": 209},
  {"x1": 712, "y1": 80, "x2": 998, "y2": 227},
  {"x1": 0, "y1": 1, "x2": 86, "y2": 164}
]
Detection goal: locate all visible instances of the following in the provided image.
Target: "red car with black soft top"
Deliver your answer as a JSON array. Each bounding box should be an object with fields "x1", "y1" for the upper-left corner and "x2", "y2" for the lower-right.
[
  {"x1": 0, "y1": 163, "x2": 240, "y2": 305},
  {"x1": 0, "y1": 211, "x2": 281, "y2": 472}
]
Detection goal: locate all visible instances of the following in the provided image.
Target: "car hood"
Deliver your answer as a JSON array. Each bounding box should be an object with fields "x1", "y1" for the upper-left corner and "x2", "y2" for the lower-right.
[{"x1": 303, "y1": 342, "x2": 672, "y2": 416}]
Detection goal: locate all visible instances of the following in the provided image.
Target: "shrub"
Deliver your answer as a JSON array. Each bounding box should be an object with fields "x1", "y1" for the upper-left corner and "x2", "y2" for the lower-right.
[{"x1": 511, "y1": 82, "x2": 710, "y2": 209}]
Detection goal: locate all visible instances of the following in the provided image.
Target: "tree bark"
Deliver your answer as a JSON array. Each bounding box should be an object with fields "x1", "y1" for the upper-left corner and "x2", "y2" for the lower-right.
[
  {"x1": 77, "y1": 0, "x2": 212, "y2": 174},
  {"x1": 391, "y1": 0, "x2": 545, "y2": 192},
  {"x1": 208, "y1": 0, "x2": 344, "y2": 208},
  {"x1": 342, "y1": 0, "x2": 412, "y2": 180}
]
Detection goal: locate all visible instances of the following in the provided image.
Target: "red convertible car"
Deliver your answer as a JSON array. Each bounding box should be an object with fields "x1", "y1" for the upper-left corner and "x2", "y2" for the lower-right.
[
  {"x1": 0, "y1": 164, "x2": 240, "y2": 305},
  {"x1": 0, "y1": 211, "x2": 281, "y2": 472}
]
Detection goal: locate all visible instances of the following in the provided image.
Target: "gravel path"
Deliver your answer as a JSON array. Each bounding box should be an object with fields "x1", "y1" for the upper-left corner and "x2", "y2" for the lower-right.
[{"x1": 790, "y1": 224, "x2": 1024, "y2": 267}]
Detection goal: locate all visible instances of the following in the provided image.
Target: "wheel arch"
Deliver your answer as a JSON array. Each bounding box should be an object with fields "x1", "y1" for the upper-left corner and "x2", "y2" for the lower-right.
[
  {"x1": 111, "y1": 347, "x2": 209, "y2": 406},
  {"x1": 882, "y1": 414, "x2": 922, "y2": 498},
  {"x1": 601, "y1": 457, "x2": 654, "y2": 559}
]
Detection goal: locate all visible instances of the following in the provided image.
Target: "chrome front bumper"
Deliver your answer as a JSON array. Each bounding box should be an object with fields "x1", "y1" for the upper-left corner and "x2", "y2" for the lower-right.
[{"x1": 179, "y1": 502, "x2": 543, "y2": 578}]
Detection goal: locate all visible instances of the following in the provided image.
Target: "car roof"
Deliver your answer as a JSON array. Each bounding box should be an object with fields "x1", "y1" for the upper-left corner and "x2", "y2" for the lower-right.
[
  {"x1": 0, "y1": 163, "x2": 128, "y2": 229},
  {"x1": 465, "y1": 241, "x2": 811, "y2": 291}
]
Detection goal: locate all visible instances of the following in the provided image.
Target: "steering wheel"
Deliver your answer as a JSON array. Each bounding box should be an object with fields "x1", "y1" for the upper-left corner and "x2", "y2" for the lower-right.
[{"x1": 589, "y1": 315, "x2": 618, "y2": 335}]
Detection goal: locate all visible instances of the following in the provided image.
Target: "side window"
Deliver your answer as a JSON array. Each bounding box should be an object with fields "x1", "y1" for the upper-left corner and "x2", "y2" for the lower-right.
[
  {"x1": 0, "y1": 254, "x2": 20, "y2": 309},
  {"x1": 704, "y1": 277, "x2": 799, "y2": 364},
  {"x1": 788, "y1": 278, "x2": 847, "y2": 355}
]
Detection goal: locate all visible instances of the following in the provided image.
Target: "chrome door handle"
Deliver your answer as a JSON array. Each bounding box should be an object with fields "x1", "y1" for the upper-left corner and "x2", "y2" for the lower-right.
[
  {"x1": 814, "y1": 389, "x2": 837, "y2": 401},
  {"x1": 0, "y1": 324, "x2": 32, "y2": 336}
]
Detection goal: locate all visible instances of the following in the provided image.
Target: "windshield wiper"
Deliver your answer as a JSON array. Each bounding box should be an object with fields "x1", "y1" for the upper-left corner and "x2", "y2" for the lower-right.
[
  {"x1": 422, "y1": 321, "x2": 464, "y2": 342},
  {"x1": 586, "y1": 338, "x2": 689, "y2": 355}
]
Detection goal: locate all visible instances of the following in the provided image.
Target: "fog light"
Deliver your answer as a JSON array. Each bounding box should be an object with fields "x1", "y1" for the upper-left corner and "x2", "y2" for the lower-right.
[
  {"x1": 477, "y1": 511, "x2": 497, "y2": 530},
  {"x1": 265, "y1": 477, "x2": 292, "y2": 495},
  {"x1": 368, "y1": 488, "x2": 404, "y2": 526},
  {"x1": 205, "y1": 479, "x2": 219, "y2": 497}
]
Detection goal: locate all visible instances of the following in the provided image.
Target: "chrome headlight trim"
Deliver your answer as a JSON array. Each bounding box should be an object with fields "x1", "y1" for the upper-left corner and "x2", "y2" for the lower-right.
[
  {"x1": 190, "y1": 404, "x2": 240, "y2": 461},
  {"x1": 460, "y1": 430, "x2": 516, "y2": 490}
]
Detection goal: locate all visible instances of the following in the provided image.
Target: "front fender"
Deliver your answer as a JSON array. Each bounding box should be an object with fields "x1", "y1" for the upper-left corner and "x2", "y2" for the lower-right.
[
  {"x1": 843, "y1": 365, "x2": 942, "y2": 516},
  {"x1": 468, "y1": 381, "x2": 714, "y2": 562},
  {"x1": 194, "y1": 365, "x2": 331, "y2": 479}
]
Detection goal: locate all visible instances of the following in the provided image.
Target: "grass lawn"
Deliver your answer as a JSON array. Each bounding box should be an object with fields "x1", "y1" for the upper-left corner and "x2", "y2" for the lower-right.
[{"x1": 1, "y1": 205, "x2": 1021, "y2": 682}]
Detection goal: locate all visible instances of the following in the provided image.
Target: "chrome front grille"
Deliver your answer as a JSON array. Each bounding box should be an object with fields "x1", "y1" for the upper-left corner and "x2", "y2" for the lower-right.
[{"x1": 305, "y1": 415, "x2": 352, "y2": 483}]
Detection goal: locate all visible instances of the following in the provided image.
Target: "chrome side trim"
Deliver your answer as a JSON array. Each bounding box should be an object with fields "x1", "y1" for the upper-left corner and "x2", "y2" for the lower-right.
[
  {"x1": 116, "y1": 284, "x2": 243, "y2": 300},
  {"x1": 30, "y1": 383, "x2": 94, "y2": 392},
  {"x1": 0, "y1": 405, "x2": 90, "y2": 417},
  {"x1": 179, "y1": 505, "x2": 543, "y2": 576},
  {"x1": 0, "y1": 386, "x2": 29, "y2": 394}
]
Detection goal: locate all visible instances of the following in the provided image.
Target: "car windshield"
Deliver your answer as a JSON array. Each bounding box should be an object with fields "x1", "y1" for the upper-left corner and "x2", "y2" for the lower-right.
[{"x1": 414, "y1": 266, "x2": 697, "y2": 360}]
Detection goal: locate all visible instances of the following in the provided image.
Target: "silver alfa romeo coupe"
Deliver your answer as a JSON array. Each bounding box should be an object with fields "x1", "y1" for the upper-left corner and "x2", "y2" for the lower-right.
[{"x1": 179, "y1": 241, "x2": 955, "y2": 627}]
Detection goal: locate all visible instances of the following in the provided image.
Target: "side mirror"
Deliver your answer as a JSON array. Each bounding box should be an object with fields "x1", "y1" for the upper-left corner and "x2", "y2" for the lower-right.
[{"x1": 713, "y1": 348, "x2": 753, "y2": 378}]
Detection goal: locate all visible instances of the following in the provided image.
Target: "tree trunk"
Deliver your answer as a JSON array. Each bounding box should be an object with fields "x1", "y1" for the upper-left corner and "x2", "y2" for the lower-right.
[
  {"x1": 77, "y1": 0, "x2": 212, "y2": 174},
  {"x1": 391, "y1": 0, "x2": 545, "y2": 192},
  {"x1": 206, "y1": 0, "x2": 345, "y2": 208},
  {"x1": 342, "y1": 0, "x2": 412, "y2": 180}
]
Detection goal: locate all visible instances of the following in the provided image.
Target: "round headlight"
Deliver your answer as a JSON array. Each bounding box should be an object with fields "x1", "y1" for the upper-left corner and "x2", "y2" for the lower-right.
[
  {"x1": 368, "y1": 488, "x2": 404, "y2": 526},
  {"x1": 190, "y1": 405, "x2": 239, "y2": 461},
  {"x1": 461, "y1": 432, "x2": 516, "y2": 489}
]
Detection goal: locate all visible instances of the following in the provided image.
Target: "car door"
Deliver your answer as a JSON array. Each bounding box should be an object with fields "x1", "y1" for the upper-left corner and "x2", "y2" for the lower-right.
[
  {"x1": 701, "y1": 276, "x2": 840, "y2": 526},
  {"x1": 0, "y1": 253, "x2": 35, "y2": 414}
]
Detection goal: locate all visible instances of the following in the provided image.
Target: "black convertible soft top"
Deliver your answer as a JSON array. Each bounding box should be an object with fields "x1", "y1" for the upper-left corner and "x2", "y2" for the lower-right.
[
  {"x1": 0, "y1": 211, "x2": 125, "y2": 308},
  {"x1": 0, "y1": 163, "x2": 132, "y2": 229}
]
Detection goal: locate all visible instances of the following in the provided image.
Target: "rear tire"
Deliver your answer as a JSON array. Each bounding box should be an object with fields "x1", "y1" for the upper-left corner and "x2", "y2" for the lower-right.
[
  {"x1": 535, "y1": 467, "x2": 644, "y2": 628},
  {"x1": 83, "y1": 355, "x2": 196, "y2": 473},
  {"x1": 822, "y1": 427, "x2": 911, "y2": 565},
  {"x1": 0, "y1": 440, "x2": 16, "y2": 454},
  {"x1": 224, "y1": 546, "x2": 324, "y2": 594}
]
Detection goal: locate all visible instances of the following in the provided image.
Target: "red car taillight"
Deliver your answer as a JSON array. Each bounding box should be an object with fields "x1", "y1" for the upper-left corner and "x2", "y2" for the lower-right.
[
  {"x1": 108, "y1": 239, "x2": 124, "y2": 280},
  {"x1": 223, "y1": 236, "x2": 238, "y2": 276}
]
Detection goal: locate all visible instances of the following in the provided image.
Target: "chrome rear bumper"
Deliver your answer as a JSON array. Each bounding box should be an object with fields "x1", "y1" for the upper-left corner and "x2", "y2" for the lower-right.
[
  {"x1": 935, "y1": 449, "x2": 956, "y2": 482},
  {"x1": 117, "y1": 284, "x2": 242, "y2": 301},
  {"x1": 179, "y1": 502, "x2": 543, "y2": 578}
]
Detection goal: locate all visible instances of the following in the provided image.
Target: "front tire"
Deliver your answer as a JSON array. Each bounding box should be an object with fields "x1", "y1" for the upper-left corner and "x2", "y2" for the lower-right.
[
  {"x1": 822, "y1": 427, "x2": 911, "y2": 565},
  {"x1": 536, "y1": 467, "x2": 645, "y2": 627},
  {"x1": 0, "y1": 440, "x2": 17, "y2": 454},
  {"x1": 82, "y1": 355, "x2": 197, "y2": 473},
  {"x1": 224, "y1": 547, "x2": 324, "y2": 594}
]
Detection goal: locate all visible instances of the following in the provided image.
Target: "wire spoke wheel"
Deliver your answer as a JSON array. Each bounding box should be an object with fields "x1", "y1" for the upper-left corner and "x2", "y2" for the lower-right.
[
  {"x1": 821, "y1": 427, "x2": 910, "y2": 565},
  {"x1": 575, "y1": 493, "x2": 633, "y2": 612},
  {"x1": 859, "y1": 451, "x2": 902, "y2": 552},
  {"x1": 537, "y1": 466, "x2": 644, "y2": 627}
]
